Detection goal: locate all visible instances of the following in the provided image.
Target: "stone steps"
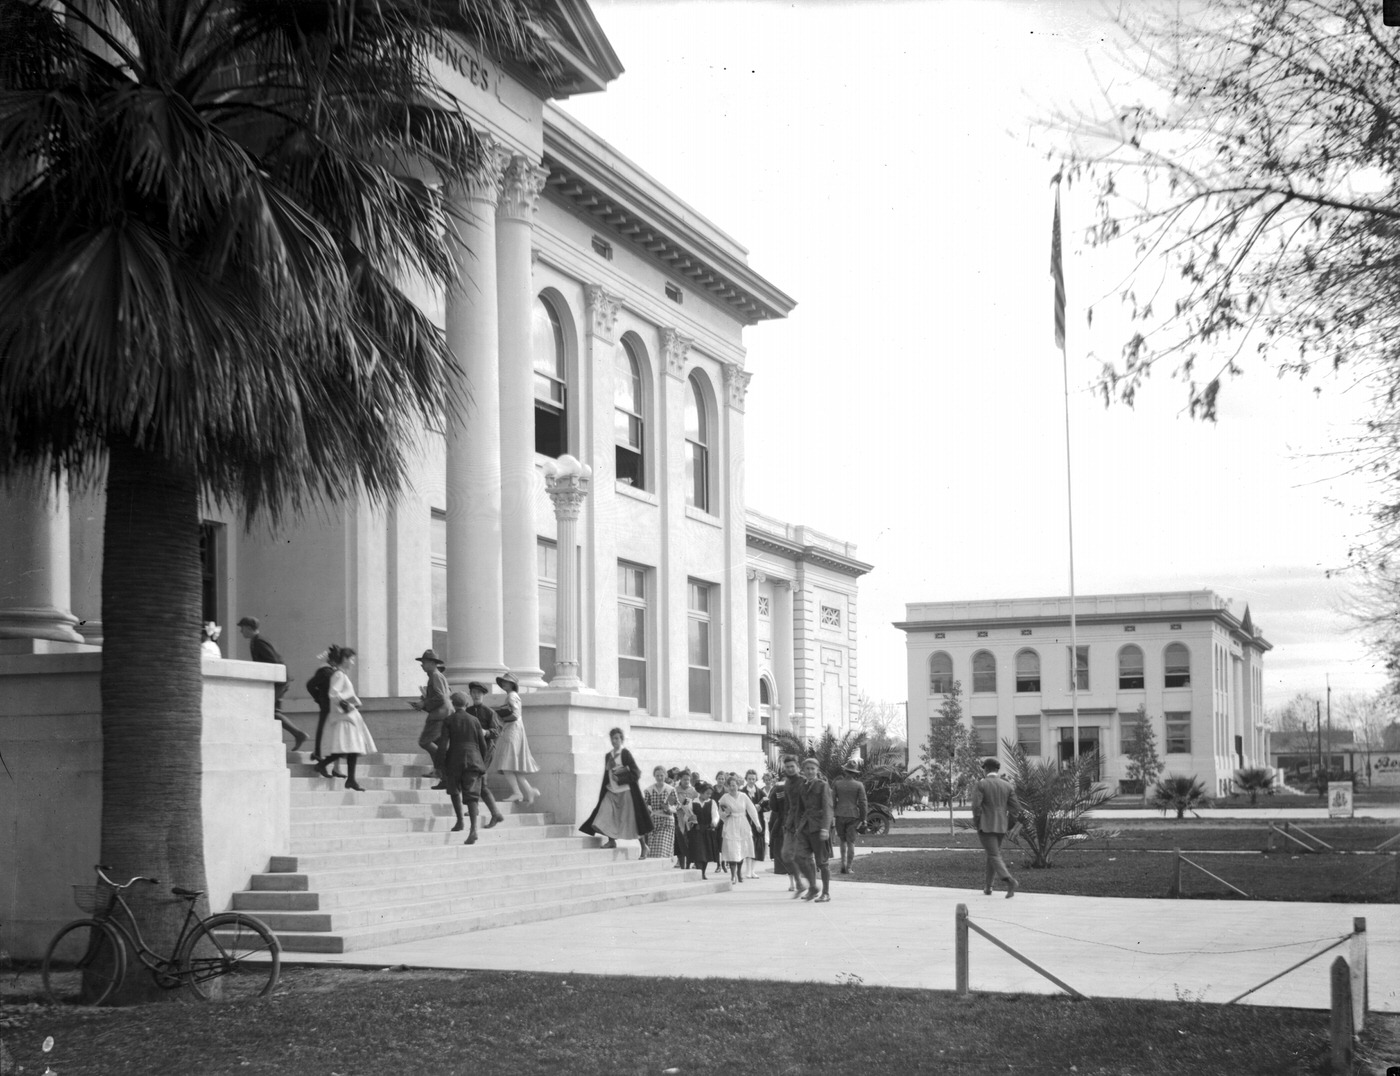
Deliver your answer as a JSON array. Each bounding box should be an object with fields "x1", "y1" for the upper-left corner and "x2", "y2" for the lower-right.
[{"x1": 234, "y1": 750, "x2": 726, "y2": 952}]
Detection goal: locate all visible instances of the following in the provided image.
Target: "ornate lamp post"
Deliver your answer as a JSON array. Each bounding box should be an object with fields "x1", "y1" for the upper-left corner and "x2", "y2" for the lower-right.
[{"x1": 542, "y1": 455, "x2": 591, "y2": 692}]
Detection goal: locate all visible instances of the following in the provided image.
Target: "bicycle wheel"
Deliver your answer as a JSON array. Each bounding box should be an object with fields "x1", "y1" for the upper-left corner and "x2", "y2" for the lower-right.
[
  {"x1": 42, "y1": 920, "x2": 126, "y2": 1005},
  {"x1": 179, "y1": 913, "x2": 280, "y2": 1001}
]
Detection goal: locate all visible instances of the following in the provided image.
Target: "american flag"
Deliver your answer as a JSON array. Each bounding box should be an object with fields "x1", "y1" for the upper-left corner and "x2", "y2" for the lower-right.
[{"x1": 1051, "y1": 180, "x2": 1066, "y2": 350}]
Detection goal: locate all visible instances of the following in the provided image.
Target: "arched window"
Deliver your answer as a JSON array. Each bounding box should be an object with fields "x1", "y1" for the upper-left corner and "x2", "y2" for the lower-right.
[
  {"x1": 759, "y1": 678, "x2": 772, "y2": 706},
  {"x1": 532, "y1": 296, "x2": 567, "y2": 457},
  {"x1": 684, "y1": 374, "x2": 710, "y2": 512},
  {"x1": 614, "y1": 337, "x2": 646, "y2": 489},
  {"x1": 972, "y1": 650, "x2": 997, "y2": 694},
  {"x1": 1118, "y1": 645, "x2": 1145, "y2": 690},
  {"x1": 1015, "y1": 649, "x2": 1040, "y2": 693},
  {"x1": 928, "y1": 651, "x2": 953, "y2": 694},
  {"x1": 1164, "y1": 643, "x2": 1191, "y2": 688}
]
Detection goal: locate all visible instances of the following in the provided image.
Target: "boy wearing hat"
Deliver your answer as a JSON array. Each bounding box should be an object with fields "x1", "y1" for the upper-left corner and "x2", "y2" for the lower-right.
[
  {"x1": 237, "y1": 617, "x2": 307, "y2": 752},
  {"x1": 443, "y1": 692, "x2": 491, "y2": 843},
  {"x1": 791, "y1": 758, "x2": 834, "y2": 902},
  {"x1": 464, "y1": 681, "x2": 506, "y2": 828},
  {"x1": 832, "y1": 759, "x2": 869, "y2": 874},
  {"x1": 408, "y1": 649, "x2": 451, "y2": 785}
]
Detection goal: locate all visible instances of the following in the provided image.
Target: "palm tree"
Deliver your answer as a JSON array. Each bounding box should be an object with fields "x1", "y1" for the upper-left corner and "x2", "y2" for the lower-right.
[
  {"x1": 1232, "y1": 766, "x2": 1276, "y2": 806},
  {"x1": 762, "y1": 727, "x2": 919, "y2": 811},
  {"x1": 1, "y1": 0, "x2": 553, "y2": 1001},
  {"x1": 1151, "y1": 774, "x2": 1211, "y2": 819},
  {"x1": 1001, "y1": 742, "x2": 1113, "y2": 869}
]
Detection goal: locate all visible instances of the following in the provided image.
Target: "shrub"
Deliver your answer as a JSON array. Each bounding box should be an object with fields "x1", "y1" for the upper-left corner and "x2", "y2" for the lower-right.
[
  {"x1": 1151, "y1": 774, "x2": 1211, "y2": 819},
  {"x1": 1001, "y1": 741, "x2": 1115, "y2": 868}
]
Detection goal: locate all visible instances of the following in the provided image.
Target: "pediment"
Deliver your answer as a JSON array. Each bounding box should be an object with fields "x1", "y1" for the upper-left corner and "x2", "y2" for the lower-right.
[{"x1": 535, "y1": 0, "x2": 624, "y2": 98}]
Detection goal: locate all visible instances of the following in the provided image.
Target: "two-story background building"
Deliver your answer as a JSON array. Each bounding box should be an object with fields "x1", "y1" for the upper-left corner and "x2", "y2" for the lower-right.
[{"x1": 896, "y1": 591, "x2": 1271, "y2": 796}]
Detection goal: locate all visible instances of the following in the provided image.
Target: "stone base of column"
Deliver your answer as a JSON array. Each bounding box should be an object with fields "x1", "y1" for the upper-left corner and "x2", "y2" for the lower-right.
[
  {"x1": 547, "y1": 661, "x2": 592, "y2": 693},
  {"x1": 77, "y1": 619, "x2": 103, "y2": 647},
  {"x1": 0, "y1": 637, "x2": 99, "y2": 657},
  {"x1": 445, "y1": 662, "x2": 507, "y2": 687},
  {"x1": 513, "y1": 665, "x2": 549, "y2": 692},
  {"x1": 0, "y1": 607, "x2": 84, "y2": 643}
]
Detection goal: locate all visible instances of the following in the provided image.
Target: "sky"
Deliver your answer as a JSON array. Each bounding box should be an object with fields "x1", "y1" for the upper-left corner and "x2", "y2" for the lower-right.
[{"x1": 560, "y1": 0, "x2": 1390, "y2": 716}]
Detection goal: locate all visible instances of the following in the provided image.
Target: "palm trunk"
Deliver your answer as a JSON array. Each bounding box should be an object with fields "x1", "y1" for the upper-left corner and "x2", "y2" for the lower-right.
[{"x1": 99, "y1": 438, "x2": 209, "y2": 1004}]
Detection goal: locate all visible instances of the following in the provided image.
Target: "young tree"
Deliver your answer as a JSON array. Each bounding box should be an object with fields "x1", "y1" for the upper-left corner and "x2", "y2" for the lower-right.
[
  {"x1": 1233, "y1": 767, "x2": 1277, "y2": 805},
  {"x1": 1123, "y1": 704, "x2": 1164, "y2": 803},
  {"x1": 919, "y1": 681, "x2": 983, "y2": 831},
  {"x1": 1152, "y1": 775, "x2": 1212, "y2": 819},
  {"x1": 1, "y1": 0, "x2": 555, "y2": 1002}
]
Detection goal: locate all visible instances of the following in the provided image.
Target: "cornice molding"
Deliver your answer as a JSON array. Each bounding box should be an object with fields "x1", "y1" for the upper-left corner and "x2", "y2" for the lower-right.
[
  {"x1": 893, "y1": 608, "x2": 1272, "y2": 651},
  {"x1": 744, "y1": 531, "x2": 873, "y2": 579}
]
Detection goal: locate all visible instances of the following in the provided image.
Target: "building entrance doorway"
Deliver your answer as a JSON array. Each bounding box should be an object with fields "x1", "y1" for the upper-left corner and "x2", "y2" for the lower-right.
[{"x1": 1057, "y1": 726, "x2": 1101, "y2": 782}]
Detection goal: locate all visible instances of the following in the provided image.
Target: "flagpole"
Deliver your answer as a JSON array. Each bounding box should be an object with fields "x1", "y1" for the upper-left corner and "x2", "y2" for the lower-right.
[{"x1": 1051, "y1": 174, "x2": 1080, "y2": 766}]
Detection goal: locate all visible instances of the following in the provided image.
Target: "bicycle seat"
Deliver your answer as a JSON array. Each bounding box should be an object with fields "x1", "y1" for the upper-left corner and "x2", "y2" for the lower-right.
[{"x1": 171, "y1": 886, "x2": 205, "y2": 900}]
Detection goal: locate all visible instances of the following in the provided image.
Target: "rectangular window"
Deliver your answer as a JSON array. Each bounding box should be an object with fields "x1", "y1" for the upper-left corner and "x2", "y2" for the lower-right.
[
  {"x1": 971, "y1": 716, "x2": 997, "y2": 756},
  {"x1": 1016, "y1": 715, "x2": 1041, "y2": 756},
  {"x1": 617, "y1": 563, "x2": 648, "y2": 708},
  {"x1": 538, "y1": 540, "x2": 558, "y2": 683},
  {"x1": 686, "y1": 442, "x2": 709, "y2": 512},
  {"x1": 1015, "y1": 652, "x2": 1040, "y2": 693},
  {"x1": 1165, "y1": 650, "x2": 1191, "y2": 688},
  {"x1": 1067, "y1": 645, "x2": 1089, "y2": 692},
  {"x1": 688, "y1": 580, "x2": 713, "y2": 713},
  {"x1": 1118, "y1": 650, "x2": 1145, "y2": 690},
  {"x1": 1119, "y1": 713, "x2": 1140, "y2": 755},
  {"x1": 198, "y1": 521, "x2": 223, "y2": 628},
  {"x1": 431, "y1": 510, "x2": 448, "y2": 658},
  {"x1": 821, "y1": 604, "x2": 841, "y2": 629},
  {"x1": 1165, "y1": 712, "x2": 1191, "y2": 754}
]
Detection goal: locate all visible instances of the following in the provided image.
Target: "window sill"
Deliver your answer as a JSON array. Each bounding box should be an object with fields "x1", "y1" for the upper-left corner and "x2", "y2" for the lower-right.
[
  {"x1": 685, "y1": 506, "x2": 722, "y2": 528},
  {"x1": 615, "y1": 482, "x2": 658, "y2": 506}
]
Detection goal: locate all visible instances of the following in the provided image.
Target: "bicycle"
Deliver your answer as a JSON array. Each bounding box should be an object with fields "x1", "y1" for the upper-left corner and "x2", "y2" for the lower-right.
[{"x1": 41, "y1": 864, "x2": 281, "y2": 1005}]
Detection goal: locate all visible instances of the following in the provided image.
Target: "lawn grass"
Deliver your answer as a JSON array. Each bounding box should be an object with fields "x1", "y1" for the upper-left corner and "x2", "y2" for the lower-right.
[
  {"x1": 0, "y1": 967, "x2": 1335, "y2": 1076},
  {"x1": 846, "y1": 847, "x2": 1400, "y2": 902}
]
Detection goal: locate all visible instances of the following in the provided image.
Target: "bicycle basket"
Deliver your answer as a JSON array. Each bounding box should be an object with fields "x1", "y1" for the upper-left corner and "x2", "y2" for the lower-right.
[{"x1": 71, "y1": 883, "x2": 116, "y2": 915}]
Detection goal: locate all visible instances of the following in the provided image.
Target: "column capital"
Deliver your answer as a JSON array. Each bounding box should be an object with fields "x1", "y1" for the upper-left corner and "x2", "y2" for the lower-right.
[
  {"x1": 746, "y1": 568, "x2": 766, "y2": 584},
  {"x1": 662, "y1": 327, "x2": 693, "y2": 380},
  {"x1": 723, "y1": 363, "x2": 752, "y2": 410},
  {"x1": 498, "y1": 155, "x2": 550, "y2": 222},
  {"x1": 585, "y1": 285, "x2": 622, "y2": 343},
  {"x1": 459, "y1": 141, "x2": 510, "y2": 206},
  {"x1": 772, "y1": 578, "x2": 792, "y2": 591},
  {"x1": 545, "y1": 471, "x2": 592, "y2": 522}
]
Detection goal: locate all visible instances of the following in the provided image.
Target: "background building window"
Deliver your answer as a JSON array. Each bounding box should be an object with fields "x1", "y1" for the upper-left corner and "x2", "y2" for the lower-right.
[
  {"x1": 972, "y1": 716, "x2": 997, "y2": 755},
  {"x1": 1016, "y1": 715, "x2": 1041, "y2": 756},
  {"x1": 614, "y1": 338, "x2": 645, "y2": 488},
  {"x1": 688, "y1": 580, "x2": 713, "y2": 713},
  {"x1": 928, "y1": 651, "x2": 953, "y2": 694},
  {"x1": 1119, "y1": 712, "x2": 1141, "y2": 755},
  {"x1": 1165, "y1": 712, "x2": 1192, "y2": 754},
  {"x1": 972, "y1": 650, "x2": 997, "y2": 693},
  {"x1": 1164, "y1": 643, "x2": 1191, "y2": 688},
  {"x1": 1015, "y1": 649, "x2": 1040, "y2": 692},
  {"x1": 684, "y1": 374, "x2": 710, "y2": 512},
  {"x1": 199, "y1": 521, "x2": 223, "y2": 628},
  {"x1": 1118, "y1": 645, "x2": 1145, "y2": 690},
  {"x1": 538, "y1": 540, "x2": 557, "y2": 683},
  {"x1": 430, "y1": 511, "x2": 448, "y2": 658},
  {"x1": 533, "y1": 296, "x2": 567, "y2": 457},
  {"x1": 821, "y1": 604, "x2": 841, "y2": 628},
  {"x1": 1067, "y1": 645, "x2": 1090, "y2": 691},
  {"x1": 617, "y1": 562, "x2": 648, "y2": 708}
]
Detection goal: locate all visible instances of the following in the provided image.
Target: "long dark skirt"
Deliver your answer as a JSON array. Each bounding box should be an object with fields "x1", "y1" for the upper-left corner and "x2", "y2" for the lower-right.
[
  {"x1": 750, "y1": 819, "x2": 767, "y2": 861},
  {"x1": 769, "y1": 822, "x2": 788, "y2": 875},
  {"x1": 686, "y1": 822, "x2": 717, "y2": 868}
]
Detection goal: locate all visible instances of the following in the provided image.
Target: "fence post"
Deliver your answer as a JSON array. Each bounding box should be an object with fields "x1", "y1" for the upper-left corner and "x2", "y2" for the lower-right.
[
  {"x1": 1351, "y1": 917, "x2": 1368, "y2": 1033},
  {"x1": 1330, "y1": 956, "x2": 1354, "y2": 1073},
  {"x1": 955, "y1": 903, "x2": 969, "y2": 997},
  {"x1": 1266, "y1": 824, "x2": 1275, "y2": 854},
  {"x1": 1169, "y1": 848, "x2": 1181, "y2": 898}
]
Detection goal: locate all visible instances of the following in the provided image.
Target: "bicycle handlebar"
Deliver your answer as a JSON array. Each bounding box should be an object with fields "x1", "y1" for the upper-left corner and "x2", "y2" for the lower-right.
[{"x1": 95, "y1": 865, "x2": 159, "y2": 889}]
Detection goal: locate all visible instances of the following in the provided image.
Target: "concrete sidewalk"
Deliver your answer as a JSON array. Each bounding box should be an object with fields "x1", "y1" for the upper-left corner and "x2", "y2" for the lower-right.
[
  {"x1": 283, "y1": 870, "x2": 1399, "y2": 1013},
  {"x1": 907, "y1": 805, "x2": 1400, "y2": 822}
]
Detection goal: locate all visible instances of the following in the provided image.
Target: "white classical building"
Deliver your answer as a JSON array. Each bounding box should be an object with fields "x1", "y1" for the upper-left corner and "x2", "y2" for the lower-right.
[
  {"x1": 896, "y1": 591, "x2": 1271, "y2": 796},
  {"x1": 0, "y1": 0, "x2": 871, "y2": 941}
]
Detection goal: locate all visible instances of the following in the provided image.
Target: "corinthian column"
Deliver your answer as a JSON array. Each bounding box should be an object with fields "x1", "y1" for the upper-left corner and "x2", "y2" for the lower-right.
[
  {"x1": 444, "y1": 146, "x2": 509, "y2": 682},
  {"x1": 497, "y1": 154, "x2": 551, "y2": 690},
  {"x1": 544, "y1": 456, "x2": 592, "y2": 692},
  {"x1": 0, "y1": 471, "x2": 83, "y2": 642},
  {"x1": 746, "y1": 569, "x2": 762, "y2": 723},
  {"x1": 773, "y1": 579, "x2": 796, "y2": 734}
]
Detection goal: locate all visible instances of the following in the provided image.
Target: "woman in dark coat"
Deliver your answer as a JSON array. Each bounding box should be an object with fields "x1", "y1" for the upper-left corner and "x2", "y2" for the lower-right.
[
  {"x1": 768, "y1": 773, "x2": 790, "y2": 883},
  {"x1": 579, "y1": 728, "x2": 654, "y2": 854},
  {"x1": 685, "y1": 780, "x2": 719, "y2": 879}
]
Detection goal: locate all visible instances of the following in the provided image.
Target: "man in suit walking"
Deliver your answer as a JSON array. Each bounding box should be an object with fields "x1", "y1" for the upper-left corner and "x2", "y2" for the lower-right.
[
  {"x1": 971, "y1": 758, "x2": 1024, "y2": 898},
  {"x1": 237, "y1": 617, "x2": 307, "y2": 751},
  {"x1": 791, "y1": 757, "x2": 834, "y2": 903},
  {"x1": 831, "y1": 759, "x2": 869, "y2": 875}
]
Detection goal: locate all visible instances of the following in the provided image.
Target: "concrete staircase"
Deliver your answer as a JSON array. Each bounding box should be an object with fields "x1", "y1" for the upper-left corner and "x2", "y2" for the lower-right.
[{"x1": 228, "y1": 752, "x2": 728, "y2": 953}]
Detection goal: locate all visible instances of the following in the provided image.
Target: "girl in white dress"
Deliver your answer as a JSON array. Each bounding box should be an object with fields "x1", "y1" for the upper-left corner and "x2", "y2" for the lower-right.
[
  {"x1": 718, "y1": 775, "x2": 759, "y2": 885},
  {"x1": 317, "y1": 645, "x2": 375, "y2": 792},
  {"x1": 490, "y1": 672, "x2": 539, "y2": 803}
]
